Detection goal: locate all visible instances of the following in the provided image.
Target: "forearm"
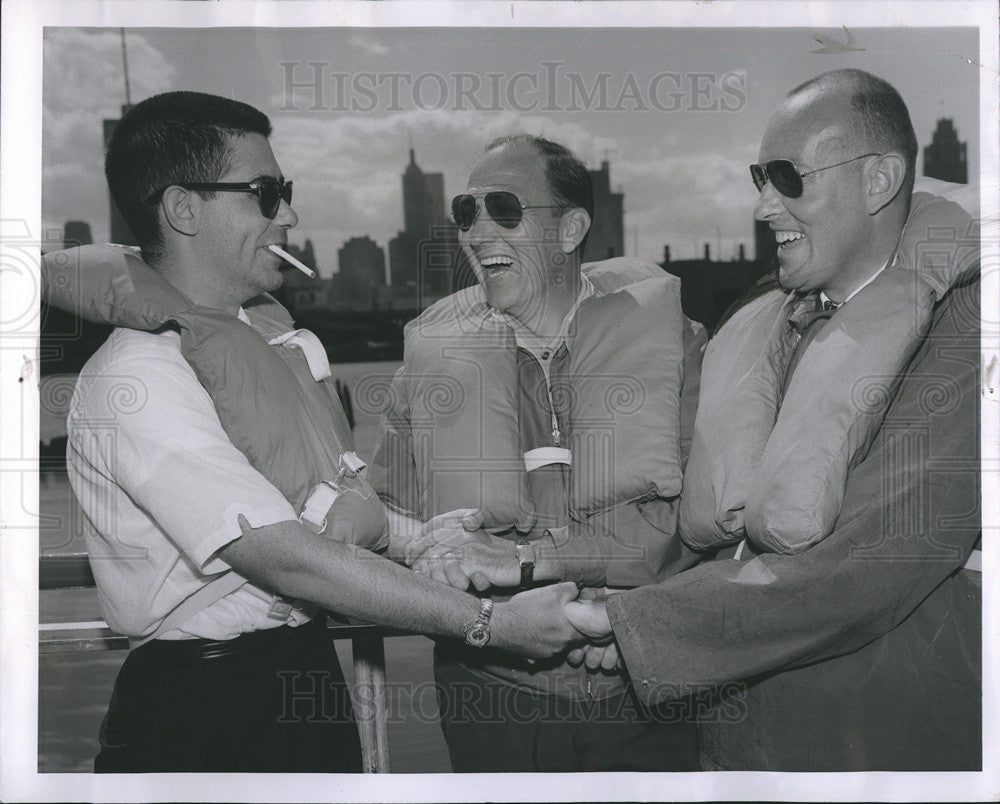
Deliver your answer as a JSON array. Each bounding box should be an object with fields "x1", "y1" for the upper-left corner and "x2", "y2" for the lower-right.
[
  {"x1": 221, "y1": 519, "x2": 479, "y2": 640},
  {"x1": 220, "y1": 518, "x2": 584, "y2": 658}
]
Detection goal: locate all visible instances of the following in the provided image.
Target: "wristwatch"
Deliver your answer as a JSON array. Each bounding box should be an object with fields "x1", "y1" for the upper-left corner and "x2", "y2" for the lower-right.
[
  {"x1": 463, "y1": 598, "x2": 494, "y2": 648},
  {"x1": 515, "y1": 537, "x2": 535, "y2": 587}
]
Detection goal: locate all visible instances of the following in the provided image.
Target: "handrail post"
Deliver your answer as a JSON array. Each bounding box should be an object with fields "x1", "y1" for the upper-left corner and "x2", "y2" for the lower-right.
[{"x1": 351, "y1": 633, "x2": 390, "y2": 773}]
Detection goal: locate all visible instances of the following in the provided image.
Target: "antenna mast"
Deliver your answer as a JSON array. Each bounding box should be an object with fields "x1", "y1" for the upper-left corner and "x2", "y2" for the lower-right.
[{"x1": 120, "y1": 28, "x2": 132, "y2": 106}]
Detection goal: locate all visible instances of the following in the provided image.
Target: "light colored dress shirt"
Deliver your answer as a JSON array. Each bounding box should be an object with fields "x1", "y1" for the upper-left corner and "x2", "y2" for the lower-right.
[{"x1": 67, "y1": 316, "x2": 313, "y2": 641}]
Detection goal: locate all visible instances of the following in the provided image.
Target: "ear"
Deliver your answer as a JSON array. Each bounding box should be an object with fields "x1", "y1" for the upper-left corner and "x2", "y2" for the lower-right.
[
  {"x1": 160, "y1": 185, "x2": 200, "y2": 237},
  {"x1": 865, "y1": 152, "x2": 906, "y2": 214},
  {"x1": 560, "y1": 208, "x2": 592, "y2": 254}
]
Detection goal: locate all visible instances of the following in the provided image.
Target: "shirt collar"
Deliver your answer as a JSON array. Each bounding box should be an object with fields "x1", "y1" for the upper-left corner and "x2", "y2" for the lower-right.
[
  {"x1": 819, "y1": 256, "x2": 895, "y2": 309},
  {"x1": 503, "y1": 273, "x2": 595, "y2": 356}
]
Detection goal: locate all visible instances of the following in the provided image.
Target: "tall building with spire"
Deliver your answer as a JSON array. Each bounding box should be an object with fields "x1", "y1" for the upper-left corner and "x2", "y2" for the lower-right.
[
  {"x1": 389, "y1": 149, "x2": 456, "y2": 304},
  {"x1": 923, "y1": 118, "x2": 968, "y2": 184},
  {"x1": 401, "y1": 148, "x2": 446, "y2": 240}
]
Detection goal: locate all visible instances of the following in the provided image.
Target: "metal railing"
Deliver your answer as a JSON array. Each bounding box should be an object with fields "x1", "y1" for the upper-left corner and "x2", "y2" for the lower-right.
[{"x1": 39, "y1": 555, "x2": 393, "y2": 773}]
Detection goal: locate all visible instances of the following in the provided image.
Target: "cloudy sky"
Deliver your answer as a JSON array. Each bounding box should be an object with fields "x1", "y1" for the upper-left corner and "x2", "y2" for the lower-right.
[{"x1": 42, "y1": 25, "x2": 980, "y2": 276}]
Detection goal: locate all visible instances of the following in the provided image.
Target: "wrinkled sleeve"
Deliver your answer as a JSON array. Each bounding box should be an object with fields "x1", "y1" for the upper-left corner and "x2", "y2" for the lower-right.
[
  {"x1": 607, "y1": 275, "x2": 980, "y2": 706},
  {"x1": 69, "y1": 337, "x2": 297, "y2": 573},
  {"x1": 548, "y1": 498, "x2": 702, "y2": 587}
]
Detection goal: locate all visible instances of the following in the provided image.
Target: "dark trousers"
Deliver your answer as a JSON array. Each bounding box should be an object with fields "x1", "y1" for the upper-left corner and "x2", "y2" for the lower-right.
[
  {"x1": 434, "y1": 650, "x2": 699, "y2": 772},
  {"x1": 95, "y1": 617, "x2": 362, "y2": 773}
]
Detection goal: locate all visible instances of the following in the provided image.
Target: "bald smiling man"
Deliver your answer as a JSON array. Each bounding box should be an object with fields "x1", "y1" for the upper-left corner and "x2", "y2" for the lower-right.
[{"x1": 565, "y1": 69, "x2": 982, "y2": 772}]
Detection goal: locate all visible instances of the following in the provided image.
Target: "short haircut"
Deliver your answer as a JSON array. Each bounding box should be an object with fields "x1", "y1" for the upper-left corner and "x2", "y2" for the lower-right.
[
  {"x1": 105, "y1": 91, "x2": 272, "y2": 262},
  {"x1": 789, "y1": 69, "x2": 918, "y2": 189},
  {"x1": 485, "y1": 133, "x2": 594, "y2": 252}
]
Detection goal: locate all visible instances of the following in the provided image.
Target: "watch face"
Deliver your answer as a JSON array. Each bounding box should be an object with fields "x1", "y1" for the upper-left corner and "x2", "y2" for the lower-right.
[{"x1": 466, "y1": 622, "x2": 490, "y2": 648}]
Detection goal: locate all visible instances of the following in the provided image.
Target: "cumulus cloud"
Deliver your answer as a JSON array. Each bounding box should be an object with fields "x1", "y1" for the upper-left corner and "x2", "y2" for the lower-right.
[
  {"x1": 613, "y1": 142, "x2": 760, "y2": 260},
  {"x1": 42, "y1": 30, "x2": 177, "y2": 240},
  {"x1": 268, "y1": 107, "x2": 623, "y2": 272},
  {"x1": 40, "y1": 29, "x2": 756, "y2": 270}
]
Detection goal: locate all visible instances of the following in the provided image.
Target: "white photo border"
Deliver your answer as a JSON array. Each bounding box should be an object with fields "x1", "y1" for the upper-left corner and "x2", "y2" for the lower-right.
[{"x1": 2, "y1": 1, "x2": 997, "y2": 801}]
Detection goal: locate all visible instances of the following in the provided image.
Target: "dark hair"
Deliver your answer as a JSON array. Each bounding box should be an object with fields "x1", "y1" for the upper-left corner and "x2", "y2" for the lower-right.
[
  {"x1": 485, "y1": 134, "x2": 594, "y2": 253},
  {"x1": 105, "y1": 91, "x2": 272, "y2": 262},
  {"x1": 789, "y1": 69, "x2": 917, "y2": 191}
]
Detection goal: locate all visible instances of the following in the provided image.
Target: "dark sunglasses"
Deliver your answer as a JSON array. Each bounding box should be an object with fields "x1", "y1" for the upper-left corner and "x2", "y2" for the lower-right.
[
  {"x1": 451, "y1": 191, "x2": 564, "y2": 232},
  {"x1": 750, "y1": 153, "x2": 880, "y2": 199},
  {"x1": 145, "y1": 177, "x2": 293, "y2": 219}
]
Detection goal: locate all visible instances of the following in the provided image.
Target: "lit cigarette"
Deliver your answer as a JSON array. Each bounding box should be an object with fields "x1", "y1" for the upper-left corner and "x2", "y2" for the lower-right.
[{"x1": 269, "y1": 244, "x2": 316, "y2": 278}]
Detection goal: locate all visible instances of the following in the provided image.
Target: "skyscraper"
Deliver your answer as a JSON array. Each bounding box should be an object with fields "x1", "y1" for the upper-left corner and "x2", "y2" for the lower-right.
[
  {"x1": 285, "y1": 239, "x2": 318, "y2": 274},
  {"x1": 923, "y1": 118, "x2": 968, "y2": 184},
  {"x1": 339, "y1": 235, "x2": 386, "y2": 292},
  {"x1": 401, "y1": 149, "x2": 446, "y2": 239},
  {"x1": 389, "y1": 149, "x2": 457, "y2": 303},
  {"x1": 582, "y1": 160, "x2": 624, "y2": 263},
  {"x1": 754, "y1": 218, "x2": 777, "y2": 266},
  {"x1": 62, "y1": 220, "x2": 93, "y2": 250}
]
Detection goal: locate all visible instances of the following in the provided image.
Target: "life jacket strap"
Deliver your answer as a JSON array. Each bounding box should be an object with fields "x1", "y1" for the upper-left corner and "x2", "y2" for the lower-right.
[
  {"x1": 299, "y1": 452, "x2": 368, "y2": 534},
  {"x1": 523, "y1": 447, "x2": 572, "y2": 471},
  {"x1": 269, "y1": 328, "x2": 331, "y2": 381}
]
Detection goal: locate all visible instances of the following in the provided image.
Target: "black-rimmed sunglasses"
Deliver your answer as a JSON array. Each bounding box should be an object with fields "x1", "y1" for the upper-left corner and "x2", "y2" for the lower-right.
[
  {"x1": 750, "y1": 153, "x2": 880, "y2": 199},
  {"x1": 145, "y1": 177, "x2": 293, "y2": 219},
  {"x1": 451, "y1": 191, "x2": 564, "y2": 232}
]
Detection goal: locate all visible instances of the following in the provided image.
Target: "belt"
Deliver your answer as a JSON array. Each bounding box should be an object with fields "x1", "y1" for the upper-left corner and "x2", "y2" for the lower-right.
[{"x1": 134, "y1": 615, "x2": 328, "y2": 661}]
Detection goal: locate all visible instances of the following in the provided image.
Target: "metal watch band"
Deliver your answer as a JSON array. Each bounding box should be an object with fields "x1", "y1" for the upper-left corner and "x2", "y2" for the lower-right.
[{"x1": 463, "y1": 598, "x2": 494, "y2": 648}]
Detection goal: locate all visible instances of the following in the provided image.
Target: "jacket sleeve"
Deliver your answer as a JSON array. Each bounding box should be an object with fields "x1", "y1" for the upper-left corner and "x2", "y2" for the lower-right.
[
  {"x1": 546, "y1": 497, "x2": 702, "y2": 587},
  {"x1": 544, "y1": 319, "x2": 707, "y2": 587},
  {"x1": 607, "y1": 274, "x2": 981, "y2": 705}
]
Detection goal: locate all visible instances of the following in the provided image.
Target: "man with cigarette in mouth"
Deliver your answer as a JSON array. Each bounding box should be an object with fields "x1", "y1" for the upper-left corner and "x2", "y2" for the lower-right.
[
  {"x1": 373, "y1": 134, "x2": 706, "y2": 771},
  {"x1": 562, "y1": 69, "x2": 982, "y2": 771},
  {"x1": 53, "y1": 92, "x2": 588, "y2": 773}
]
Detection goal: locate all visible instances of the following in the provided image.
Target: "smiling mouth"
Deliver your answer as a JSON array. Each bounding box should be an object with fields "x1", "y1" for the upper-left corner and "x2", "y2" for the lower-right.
[
  {"x1": 479, "y1": 255, "x2": 514, "y2": 273},
  {"x1": 774, "y1": 230, "x2": 806, "y2": 251}
]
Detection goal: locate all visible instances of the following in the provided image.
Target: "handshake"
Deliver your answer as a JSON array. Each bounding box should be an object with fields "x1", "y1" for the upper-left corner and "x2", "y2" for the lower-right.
[{"x1": 398, "y1": 509, "x2": 620, "y2": 669}]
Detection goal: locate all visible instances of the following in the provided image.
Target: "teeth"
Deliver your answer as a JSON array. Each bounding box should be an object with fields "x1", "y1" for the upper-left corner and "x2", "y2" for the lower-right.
[
  {"x1": 775, "y1": 230, "x2": 805, "y2": 245},
  {"x1": 480, "y1": 256, "x2": 513, "y2": 267}
]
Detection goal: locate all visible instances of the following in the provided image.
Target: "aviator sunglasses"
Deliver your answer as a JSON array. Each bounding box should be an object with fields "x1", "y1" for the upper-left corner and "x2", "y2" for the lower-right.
[
  {"x1": 145, "y1": 177, "x2": 293, "y2": 219},
  {"x1": 451, "y1": 191, "x2": 565, "y2": 232},
  {"x1": 750, "y1": 153, "x2": 880, "y2": 199}
]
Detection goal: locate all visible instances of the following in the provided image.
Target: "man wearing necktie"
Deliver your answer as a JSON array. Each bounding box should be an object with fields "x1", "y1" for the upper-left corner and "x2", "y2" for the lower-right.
[{"x1": 563, "y1": 68, "x2": 982, "y2": 771}]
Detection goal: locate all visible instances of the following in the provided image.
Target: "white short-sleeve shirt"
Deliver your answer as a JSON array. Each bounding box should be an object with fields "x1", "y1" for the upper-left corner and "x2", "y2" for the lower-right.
[{"x1": 67, "y1": 325, "x2": 314, "y2": 640}]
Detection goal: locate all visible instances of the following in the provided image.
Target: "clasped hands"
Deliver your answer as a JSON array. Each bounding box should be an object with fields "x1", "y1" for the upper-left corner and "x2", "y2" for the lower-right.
[{"x1": 403, "y1": 508, "x2": 619, "y2": 669}]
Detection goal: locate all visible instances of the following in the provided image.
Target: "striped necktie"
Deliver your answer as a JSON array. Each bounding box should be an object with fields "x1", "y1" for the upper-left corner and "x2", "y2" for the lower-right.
[{"x1": 782, "y1": 294, "x2": 838, "y2": 395}]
